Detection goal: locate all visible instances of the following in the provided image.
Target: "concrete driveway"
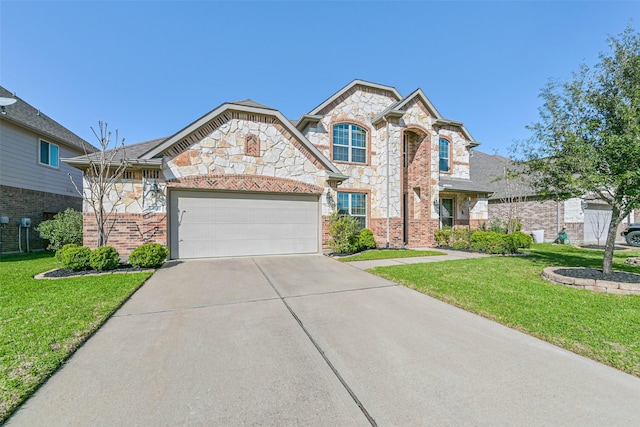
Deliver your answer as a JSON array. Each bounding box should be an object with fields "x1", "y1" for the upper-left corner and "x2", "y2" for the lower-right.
[{"x1": 8, "y1": 255, "x2": 640, "y2": 426}]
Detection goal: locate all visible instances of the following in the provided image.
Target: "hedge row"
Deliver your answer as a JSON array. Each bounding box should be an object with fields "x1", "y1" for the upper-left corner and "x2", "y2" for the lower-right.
[
  {"x1": 434, "y1": 227, "x2": 533, "y2": 254},
  {"x1": 55, "y1": 243, "x2": 169, "y2": 271}
]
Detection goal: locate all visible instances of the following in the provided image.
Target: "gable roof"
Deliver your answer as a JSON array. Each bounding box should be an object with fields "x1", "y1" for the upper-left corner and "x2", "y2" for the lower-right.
[
  {"x1": 306, "y1": 79, "x2": 403, "y2": 117},
  {"x1": 0, "y1": 86, "x2": 97, "y2": 153},
  {"x1": 139, "y1": 102, "x2": 346, "y2": 178}
]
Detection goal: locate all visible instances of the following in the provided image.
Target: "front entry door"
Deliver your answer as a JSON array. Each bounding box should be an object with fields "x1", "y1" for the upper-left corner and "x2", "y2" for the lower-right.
[{"x1": 440, "y1": 198, "x2": 454, "y2": 228}]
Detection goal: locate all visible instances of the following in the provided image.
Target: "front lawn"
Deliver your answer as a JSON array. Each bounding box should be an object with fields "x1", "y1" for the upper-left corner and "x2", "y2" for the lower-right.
[
  {"x1": 0, "y1": 252, "x2": 152, "y2": 422},
  {"x1": 369, "y1": 244, "x2": 640, "y2": 377},
  {"x1": 339, "y1": 249, "x2": 445, "y2": 262}
]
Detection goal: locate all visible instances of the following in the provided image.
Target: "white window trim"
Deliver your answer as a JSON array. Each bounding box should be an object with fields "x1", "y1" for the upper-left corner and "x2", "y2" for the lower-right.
[
  {"x1": 439, "y1": 137, "x2": 451, "y2": 173},
  {"x1": 39, "y1": 139, "x2": 60, "y2": 168},
  {"x1": 338, "y1": 192, "x2": 367, "y2": 228},
  {"x1": 333, "y1": 123, "x2": 367, "y2": 164}
]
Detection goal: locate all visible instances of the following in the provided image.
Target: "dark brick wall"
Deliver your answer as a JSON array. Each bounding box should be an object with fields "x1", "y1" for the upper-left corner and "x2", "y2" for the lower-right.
[{"x1": 0, "y1": 185, "x2": 82, "y2": 253}]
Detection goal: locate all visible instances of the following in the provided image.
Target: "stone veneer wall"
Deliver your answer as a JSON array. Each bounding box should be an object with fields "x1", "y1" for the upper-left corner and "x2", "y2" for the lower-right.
[
  {"x1": 0, "y1": 185, "x2": 82, "y2": 253},
  {"x1": 83, "y1": 212, "x2": 166, "y2": 256}
]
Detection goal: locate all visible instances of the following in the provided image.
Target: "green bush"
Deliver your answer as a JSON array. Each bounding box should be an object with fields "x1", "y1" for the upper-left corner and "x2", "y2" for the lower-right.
[
  {"x1": 55, "y1": 243, "x2": 79, "y2": 262},
  {"x1": 451, "y1": 227, "x2": 473, "y2": 244},
  {"x1": 327, "y1": 211, "x2": 361, "y2": 254},
  {"x1": 129, "y1": 243, "x2": 169, "y2": 268},
  {"x1": 488, "y1": 218, "x2": 508, "y2": 234},
  {"x1": 358, "y1": 228, "x2": 377, "y2": 251},
  {"x1": 507, "y1": 231, "x2": 533, "y2": 250},
  {"x1": 451, "y1": 240, "x2": 471, "y2": 250},
  {"x1": 470, "y1": 231, "x2": 511, "y2": 254},
  {"x1": 434, "y1": 227, "x2": 453, "y2": 246},
  {"x1": 36, "y1": 208, "x2": 83, "y2": 251},
  {"x1": 59, "y1": 246, "x2": 92, "y2": 271},
  {"x1": 90, "y1": 246, "x2": 120, "y2": 271}
]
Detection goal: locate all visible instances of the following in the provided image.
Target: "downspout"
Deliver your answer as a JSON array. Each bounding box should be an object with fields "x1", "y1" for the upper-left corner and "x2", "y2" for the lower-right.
[{"x1": 384, "y1": 116, "x2": 390, "y2": 248}]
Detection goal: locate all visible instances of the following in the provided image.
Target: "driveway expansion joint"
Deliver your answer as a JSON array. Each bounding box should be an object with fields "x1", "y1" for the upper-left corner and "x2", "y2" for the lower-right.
[
  {"x1": 251, "y1": 257, "x2": 378, "y2": 426},
  {"x1": 113, "y1": 296, "x2": 282, "y2": 318}
]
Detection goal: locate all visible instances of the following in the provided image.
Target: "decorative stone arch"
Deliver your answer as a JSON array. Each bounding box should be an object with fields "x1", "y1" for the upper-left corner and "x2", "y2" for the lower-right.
[{"x1": 402, "y1": 124, "x2": 431, "y2": 167}]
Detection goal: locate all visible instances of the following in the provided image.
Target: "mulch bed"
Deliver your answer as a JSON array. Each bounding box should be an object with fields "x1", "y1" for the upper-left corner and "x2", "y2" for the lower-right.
[
  {"x1": 554, "y1": 268, "x2": 640, "y2": 284},
  {"x1": 40, "y1": 264, "x2": 151, "y2": 279}
]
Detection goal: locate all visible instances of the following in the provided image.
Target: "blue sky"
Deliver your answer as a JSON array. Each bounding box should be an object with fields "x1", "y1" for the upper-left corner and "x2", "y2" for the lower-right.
[{"x1": 1, "y1": 1, "x2": 638, "y2": 155}]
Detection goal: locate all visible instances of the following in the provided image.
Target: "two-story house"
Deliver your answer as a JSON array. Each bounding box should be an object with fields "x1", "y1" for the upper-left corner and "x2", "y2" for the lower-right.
[
  {"x1": 0, "y1": 86, "x2": 96, "y2": 253},
  {"x1": 66, "y1": 80, "x2": 492, "y2": 258}
]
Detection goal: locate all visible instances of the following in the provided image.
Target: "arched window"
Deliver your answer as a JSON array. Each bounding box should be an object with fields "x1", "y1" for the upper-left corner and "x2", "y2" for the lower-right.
[
  {"x1": 333, "y1": 124, "x2": 367, "y2": 163},
  {"x1": 439, "y1": 138, "x2": 450, "y2": 172}
]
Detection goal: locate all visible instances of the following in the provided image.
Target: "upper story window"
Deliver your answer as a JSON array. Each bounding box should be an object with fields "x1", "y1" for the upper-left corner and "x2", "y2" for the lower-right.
[
  {"x1": 333, "y1": 123, "x2": 366, "y2": 163},
  {"x1": 439, "y1": 137, "x2": 450, "y2": 173},
  {"x1": 39, "y1": 140, "x2": 59, "y2": 168}
]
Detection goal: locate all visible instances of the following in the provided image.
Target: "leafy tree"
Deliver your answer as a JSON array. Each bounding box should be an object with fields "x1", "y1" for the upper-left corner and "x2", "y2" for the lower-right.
[
  {"x1": 69, "y1": 122, "x2": 128, "y2": 247},
  {"x1": 517, "y1": 25, "x2": 640, "y2": 273}
]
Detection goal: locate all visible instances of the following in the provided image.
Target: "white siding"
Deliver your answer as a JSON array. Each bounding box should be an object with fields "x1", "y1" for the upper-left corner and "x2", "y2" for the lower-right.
[{"x1": 0, "y1": 121, "x2": 84, "y2": 197}]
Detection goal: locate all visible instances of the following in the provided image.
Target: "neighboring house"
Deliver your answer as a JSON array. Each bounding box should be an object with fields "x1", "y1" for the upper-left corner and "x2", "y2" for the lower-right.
[
  {"x1": 473, "y1": 150, "x2": 635, "y2": 244},
  {"x1": 0, "y1": 86, "x2": 97, "y2": 253},
  {"x1": 66, "y1": 80, "x2": 493, "y2": 259}
]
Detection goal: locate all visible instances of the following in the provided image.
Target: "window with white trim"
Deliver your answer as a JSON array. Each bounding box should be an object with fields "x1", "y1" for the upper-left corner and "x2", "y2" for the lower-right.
[
  {"x1": 333, "y1": 123, "x2": 366, "y2": 163},
  {"x1": 39, "y1": 140, "x2": 59, "y2": 168},
  {"x1": 439, "y1": 138, "x2": 450, "y2": 173},
  {"x1": 337, "y1": 192, "x2": 367, "y2": 229}
]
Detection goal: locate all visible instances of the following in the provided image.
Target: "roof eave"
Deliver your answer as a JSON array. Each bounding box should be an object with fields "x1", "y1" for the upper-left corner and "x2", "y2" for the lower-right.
[
  {"x1": 371, "y1": 109, "x2": 404, "y2": 126},
  {"x1": 294, "y1": 114, "x2": 322, "y2": 131}
]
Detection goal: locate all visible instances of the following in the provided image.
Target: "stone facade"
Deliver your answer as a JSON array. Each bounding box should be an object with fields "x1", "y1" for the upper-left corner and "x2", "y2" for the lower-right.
[
  {"x1": 80, "y1": 81, "x2": 487, "y2": 256},
  {"x1": 0, "y1": 185, "x2": 82, "y2": 253}
]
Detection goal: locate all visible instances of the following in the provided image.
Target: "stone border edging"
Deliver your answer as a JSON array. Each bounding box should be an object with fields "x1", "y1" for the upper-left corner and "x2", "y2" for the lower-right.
[{"x1": 541, "y1": 267, "x2": 640, "y2": 295}]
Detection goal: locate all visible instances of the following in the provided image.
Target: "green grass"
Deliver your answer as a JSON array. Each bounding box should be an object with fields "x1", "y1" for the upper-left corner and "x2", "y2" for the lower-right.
[
  {"x1": 369, "y1": 244, "x2": 640, "y2": 377},
  {"x1": 339, "y1": 249, "x2": 446, "y2": 262},
  {"x1": 0, "y1": 252, "x2": 152, "y2": 422}
]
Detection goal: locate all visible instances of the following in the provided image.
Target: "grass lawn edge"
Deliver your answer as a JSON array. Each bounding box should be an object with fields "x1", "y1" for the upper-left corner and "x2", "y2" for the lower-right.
[{"x1": 1, "y1": 266, "x2": 155, "y2": 424}]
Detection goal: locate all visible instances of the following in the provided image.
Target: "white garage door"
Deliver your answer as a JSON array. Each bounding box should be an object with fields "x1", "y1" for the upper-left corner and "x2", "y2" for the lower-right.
[
  {"x1": 170, "y1": 191, "x2": 320, "y2": 259},
  {"x1": 583, "y1": 204, "x2": 612, "y2": 244}
]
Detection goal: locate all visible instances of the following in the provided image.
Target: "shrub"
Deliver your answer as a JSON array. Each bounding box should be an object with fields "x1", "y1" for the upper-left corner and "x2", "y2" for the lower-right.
[
  {"x1": 488, "y1": 218, "x2": 508, "y2": 234},
  {"x1": 470, "y1": 231, "x2": 511, "y2": 254},
  {"x1": 90, "y1": 246, "x2": 120, "y2": 271},
  {"x1": 129, "y1": 243, "x2": 169, "y2": 268},
  {"x1": 36, "y1": 208, "x2": 83, "y2": 251},
  {"x1": 434, "y1": 227, "x2": 453, "y2": 246},
  {"x1": 59, "y1": 246, "x2": 92, "y2": 271},
  {"x1": 507, "y1": 231, "x2": 533, "y2": 250},
  {"x1": 327, "y1": 211, "x2": 361, "y2": 254},
  {"x1": 358, "y1": 228, "x2": 377, "y2": 251},
  {"x1": 451, "y1": 227, "x2": 473, "y2": 244},
  {"x1": 451, "y1": 240, "x2": 470, "y2": 250},
  {"x1": 56, "y1": 243, "x2": 79, "y2": 262}
]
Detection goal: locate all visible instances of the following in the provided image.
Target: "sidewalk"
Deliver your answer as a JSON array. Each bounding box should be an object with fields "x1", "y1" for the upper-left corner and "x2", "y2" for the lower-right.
[{"x1": 345, "y1": 248, "x2": 489, "y2": 270}]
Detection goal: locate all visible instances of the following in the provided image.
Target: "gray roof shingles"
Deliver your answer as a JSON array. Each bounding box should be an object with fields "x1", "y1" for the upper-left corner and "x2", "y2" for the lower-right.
[{"x1": 0, "y1": 86, "x2": 97, "y2": 153}]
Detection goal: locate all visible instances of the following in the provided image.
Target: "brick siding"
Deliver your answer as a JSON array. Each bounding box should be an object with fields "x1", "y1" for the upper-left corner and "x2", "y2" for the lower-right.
[
  {"x1": 0, "y1": 185, "x2": 82, "y2": 253},
  {"x1": 167, "y1": 174, "x2": 324, "y2": 194},
  {"x1": 83, "y1": 212, "x2": 167, "y2": 256}
]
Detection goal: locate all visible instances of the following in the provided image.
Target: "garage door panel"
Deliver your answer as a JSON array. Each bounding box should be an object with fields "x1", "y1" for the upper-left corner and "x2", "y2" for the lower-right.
[{"x1": 170, "y1": 191, "x2": 319, "y2": 259}]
